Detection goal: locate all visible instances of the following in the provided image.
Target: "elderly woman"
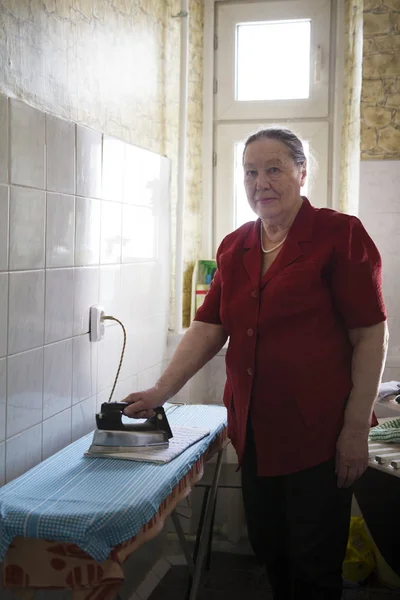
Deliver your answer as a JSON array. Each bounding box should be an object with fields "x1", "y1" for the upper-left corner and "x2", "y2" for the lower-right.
[{"x1": 124, "y1": 127, "x2": 388, "y2": 600}]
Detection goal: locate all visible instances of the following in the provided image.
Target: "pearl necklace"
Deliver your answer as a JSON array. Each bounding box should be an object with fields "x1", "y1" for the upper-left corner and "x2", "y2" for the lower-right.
[{"x1": 260, "y1": 222, "x2": 287, "y2": 254}]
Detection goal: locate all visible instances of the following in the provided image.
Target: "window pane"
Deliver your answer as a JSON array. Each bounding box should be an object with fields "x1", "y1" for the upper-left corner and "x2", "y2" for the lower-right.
[
  {"x1": 234, "y1": 140, "x2": 309, "y2": 230},
  {"x1": 236, "y1": 20, "x2": 311, "y2": 101}
]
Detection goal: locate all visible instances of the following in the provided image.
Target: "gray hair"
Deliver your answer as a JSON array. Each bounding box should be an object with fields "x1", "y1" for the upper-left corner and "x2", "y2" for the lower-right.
[{"x1": 243, "y1": 126, "x2": 307, "y2": 166}]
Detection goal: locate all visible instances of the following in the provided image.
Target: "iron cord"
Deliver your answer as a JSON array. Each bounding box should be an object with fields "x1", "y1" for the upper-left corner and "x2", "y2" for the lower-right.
[{"x1": 102, "y1": 315, "x2": 127, "y2": 402}]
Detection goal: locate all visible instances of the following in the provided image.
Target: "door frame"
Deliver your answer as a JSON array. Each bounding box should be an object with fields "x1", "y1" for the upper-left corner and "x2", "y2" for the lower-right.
[{"x1": 201, "y1": 0, "x2": 345, "y2": 258}]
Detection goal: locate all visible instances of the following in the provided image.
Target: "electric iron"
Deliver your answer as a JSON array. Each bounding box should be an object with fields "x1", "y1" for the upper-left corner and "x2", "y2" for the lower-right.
[{"x1": 87, "y1": 402, "x2": 173, "y2": 455}]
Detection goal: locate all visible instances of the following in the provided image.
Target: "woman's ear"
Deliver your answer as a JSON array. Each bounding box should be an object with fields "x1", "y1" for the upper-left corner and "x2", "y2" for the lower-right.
[{"x1": 300, "y1": 161, "x2": 307, "y2": 188}]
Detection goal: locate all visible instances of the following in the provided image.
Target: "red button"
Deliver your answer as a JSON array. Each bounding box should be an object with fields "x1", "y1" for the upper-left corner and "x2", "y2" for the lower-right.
[
  {"x1": 247, "y1": 329, "x2": 254, "y2": 336},
  {"x1": 251, "y1": 290, "x2": 258, "y2": 298},
  {"x1": 247, "y1": 367, "x2": 253, "y2": 376}
]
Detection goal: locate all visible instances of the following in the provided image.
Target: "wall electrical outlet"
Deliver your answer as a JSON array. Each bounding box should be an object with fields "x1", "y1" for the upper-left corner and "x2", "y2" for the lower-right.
[{"x1": 89, "y1": 305, "x2": 105, "y2": 342}]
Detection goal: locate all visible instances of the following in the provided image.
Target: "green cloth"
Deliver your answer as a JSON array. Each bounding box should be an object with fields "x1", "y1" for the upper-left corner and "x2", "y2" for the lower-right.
[{"x1": 369, "y1": 418, "x2": 400, "y2": 443}]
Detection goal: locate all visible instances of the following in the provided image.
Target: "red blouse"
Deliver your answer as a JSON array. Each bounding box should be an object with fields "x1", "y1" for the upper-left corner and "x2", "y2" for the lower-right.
[{"x1": 194, "y1": 198, "x2": 387, "y2": 476}]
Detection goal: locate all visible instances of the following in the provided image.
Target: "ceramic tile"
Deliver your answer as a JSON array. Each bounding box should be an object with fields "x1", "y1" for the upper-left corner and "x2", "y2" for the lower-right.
[
  {"x1": 7, "y1": 348, "x2": 43, "y2": 438},
  {"x1": 361, "y1": 213, "x2": 400, "y2": 256},
  {"x1": 99, "y1": 265, "x2": 122, "y2": 326},
  {"x1": 43, "y1": 339, "x2": 73, "y2": 419},
  {"x1": 46, "y1": 114, "x2": 75, "y2": 195},
  {"x1": 6, "y1": 424, "x2": 42, "y2": 483},
  {"x1": 42, "y1": 409, "x2": 72, "y2": 460},
  {"x1": 9, "y1": 186, "x2": 46, "y2": 270},
  {"x1": 100, "y1": 201, "x2": 122, "y2": 264},
  {"x1": 76, "y1": 125, "x2": 102, "y2": 199},
  {"x1": 97, "y1": 323, "x2": 127, "y2": 393},
  {"x1": 383, "y1": 366, "x2": 400, "y2": 383},
  {"x1": 72, "y1": 334, "x2": 96, "y2": 404},
  {"x1": 123, "y1": 144, "x2": 161, "y2": 206},
  {"x1": 96, "y1": 387, "x2": 111, "y2": 412},
  {"x1": 120, "y1": 262, "x2": 159, "y2": 324},
  {"x1": 102, "y1": 136, "x2": 124, "y2": 202},
  {"x1": 0, "y1": 94, "x2": 8, "y2": 184},
  {"x1": 121, "y1": 205, "x2": 157, "y2": 262},
  {"x1": 115, "y1": 375, "x2": 138, "y2": 402},
  {"x1": 0, "y1": 273, "x2": 8, "y2": 358},
  {"x1": 0, "y1": 442, "x2": 5, "y2": 487},
  {"x1": 121, "y1": 313, "x2": 167, "y2": 380},
  {"x1": 382, "y1": 257, "x2": 400, "y2": 318},
  {"x1": 189, "y1": 354, "x2": 226, "y2": 405},
  {"x1": 8, "y1": 270, "x2": 45, "y2": 355},
  {"x1": 136, "y1": 312, "x2": 168, "y2": 374},
  {"x1": 360, "y1": 161, "x2": 400, "y2": 215},
  {"x1": 0, "y1": 185, "x2": 9, "y2": 271},
  {"x1": 10, "y1": 99, "x2": 45, "y2": 189},
  {"x1": 75, "y1": 196, "x2": 101, "y2": 266},
  {"x1": 387, "y1": 316, "x2": 400, "y2": 358},
  {"x1": 71, "y1": 396, "x2": 96, "y2": 442},
  {"x1": 118, "y1": 321, "x2": 139, "y2": 381},
  {"x1": 136, "y1": 570, "x2": 161, "y2": 600},
  {"x1": 73, "y1": 266, "x2": 99, "y2": 336},
  {"x1": 44, "y1": 268, "x2": 74, "y2": 344},
  {"x1": 46, "y1": 193, "x2": 75, "y2": 267},
  {"x1": 0, "y1": 358, "x2": 5, "y2": 443},
  {"x1": 137, "y1": 363, "x2": 163, "y2": 390},
  {"x1": 97, "y1": 376, "x2": 137, "y2": 410}
]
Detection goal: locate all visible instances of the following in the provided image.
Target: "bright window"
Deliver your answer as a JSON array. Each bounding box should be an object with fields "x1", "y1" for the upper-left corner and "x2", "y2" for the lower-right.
[{"x1": 236, "y1": 20, "x2": 311, "y2": 101}]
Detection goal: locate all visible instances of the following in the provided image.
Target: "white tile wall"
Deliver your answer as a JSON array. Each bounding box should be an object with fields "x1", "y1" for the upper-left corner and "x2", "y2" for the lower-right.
[
  {"x1": 0, "y1": 358, "x2": 6, "y2": 442},
  {"x1": 0, "y1": 94, "x2": 8, "y2": 184},
  {"x1": 7, "y1": 348, "x2": 43, "y2": 437},
  {"x1": 46, "y1": 114, "x2": 75, "y2": 195},
  {"x1": 8, "y1": 270, "x2": 45, "y2": 355},
  {"x1": 6, "y1": 424, "x2": 42, "y2": 483},
  {"x1": 75, "y1": 196, "x2": 101, "y2": 266},
  {"x1": 0, "y1": 93, "x2": 171, "y2": 485},
  {"x1": 0, "y1": 442, "x2": 5, "y2": 486},
  {"x1": 100, "y1": 201, "x2": 122, "y2": 264},
  {"x1": 76, "y1": 125, "x2": 102, "y2": 199},
  {"x1": 0, "y1": 273, "x2": 8, "y2": 358},
  {"x1": 99, "y1": 265, "x2": 122, "y2": 325},
  {"x1": 97, "y1": 324, "x2": 125, "y2": 392},
  {"x1": 72, "y1": 396, "x2": 96, "y2": 442},
  {"x1": 102, "y1": 135, "x2": 124, "y2": 202},
  {"x1": 0, "y1": 184, "x2": 9, "y2": 271},
  {"x1": 43, "y1": 339, "x2": 73, "y2": 419},
  {"x1": 42, "y1": 409, "x2": 72, "y2": 460},
  {"x1": 72, "y1": 334, "x2": 97, "y2": 404},
  {"x1": 9, "y1": 186, "x2": 46, "y2": 270},
  {"x1": 73, "y1": 266, "x2": 99, "y2": 335},
  {"x1": 45, "y1": 268, "x2": 74, "y2": 344},
  {"x1": 10, "y1": 100, "x2": 45, "y2": 189},
  {"x1": 359, "y1": 160, "x2": 400, "y2": 381},
  {"x1": 46, "y1": 193, "x2": 75, "y2": 267}
]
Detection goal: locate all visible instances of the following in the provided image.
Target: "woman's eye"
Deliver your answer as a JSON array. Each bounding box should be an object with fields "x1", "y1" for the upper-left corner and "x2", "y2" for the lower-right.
[
  {"x1": 245, "y1": 170, "x2": 257, "y2": 178},
  {"x1": 268, "y1": 167, "x2": 280, "y2": 175}
]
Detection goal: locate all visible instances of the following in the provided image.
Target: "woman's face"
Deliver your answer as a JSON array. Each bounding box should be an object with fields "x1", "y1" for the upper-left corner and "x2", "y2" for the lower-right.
[{"x1": 243, "y1": 138, "x2": 306, "y2": 220}]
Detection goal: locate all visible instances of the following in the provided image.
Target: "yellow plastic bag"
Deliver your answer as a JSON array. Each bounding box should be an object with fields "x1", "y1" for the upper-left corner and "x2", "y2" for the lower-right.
[{"x1": 342, "y1": 517, "x2": 376, "y2": 584}]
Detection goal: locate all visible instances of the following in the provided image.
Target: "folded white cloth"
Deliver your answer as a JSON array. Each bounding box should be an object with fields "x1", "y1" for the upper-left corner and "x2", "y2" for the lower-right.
[{"x1": 377, "y1": 381, "x2": 400, "y2": 401}]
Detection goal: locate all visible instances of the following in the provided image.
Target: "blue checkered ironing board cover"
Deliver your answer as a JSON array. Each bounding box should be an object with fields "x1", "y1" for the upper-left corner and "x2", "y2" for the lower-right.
[{"x1": 0, "y1": 404, "x2": 227, "y2": 563}]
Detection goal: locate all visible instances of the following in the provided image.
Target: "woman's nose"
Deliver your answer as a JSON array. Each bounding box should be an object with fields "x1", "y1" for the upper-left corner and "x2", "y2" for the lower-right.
[{"x1": 256, "y1": 174, "x2": 272, "y2": 190}]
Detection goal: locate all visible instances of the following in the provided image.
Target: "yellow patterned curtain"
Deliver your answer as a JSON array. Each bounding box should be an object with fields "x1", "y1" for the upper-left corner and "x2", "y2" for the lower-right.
[{"x1": 340, "y1": 0, "x2": 364, "y2": 215}]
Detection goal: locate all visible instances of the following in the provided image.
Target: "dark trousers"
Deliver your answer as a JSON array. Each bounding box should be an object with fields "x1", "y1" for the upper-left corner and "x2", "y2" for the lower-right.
[{"x1": 241, "y1": 428, "x2": 353, "y2": 600}]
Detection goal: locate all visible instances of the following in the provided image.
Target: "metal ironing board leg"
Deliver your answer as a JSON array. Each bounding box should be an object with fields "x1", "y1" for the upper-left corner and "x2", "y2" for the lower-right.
[
  {"x1": 171, "y1": 509, "x2": 195, "y2": 576},
  {"x1": 184, "y1": 486, "x2": 211, "y2": 600},
  {"x1": 187, "y1": 449, "x2": 224, "y2": 600},
  {"x1": 205, "y1": 492, "x2": 218, "y2": 571}
]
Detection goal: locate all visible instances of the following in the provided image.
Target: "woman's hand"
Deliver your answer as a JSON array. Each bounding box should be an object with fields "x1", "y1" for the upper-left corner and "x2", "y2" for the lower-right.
[
  {"x1": 122, "y1": 388, "x2": 166, "y2": 419},
  {"x1": 335, "y1": 425, "x2": 369, "y2": 488}
]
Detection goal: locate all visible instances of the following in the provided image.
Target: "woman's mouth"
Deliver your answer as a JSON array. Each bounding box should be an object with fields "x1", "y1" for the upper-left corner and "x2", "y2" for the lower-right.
[{"x1": 256, "y1": 197, "x2": 278, "y2": 204}]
